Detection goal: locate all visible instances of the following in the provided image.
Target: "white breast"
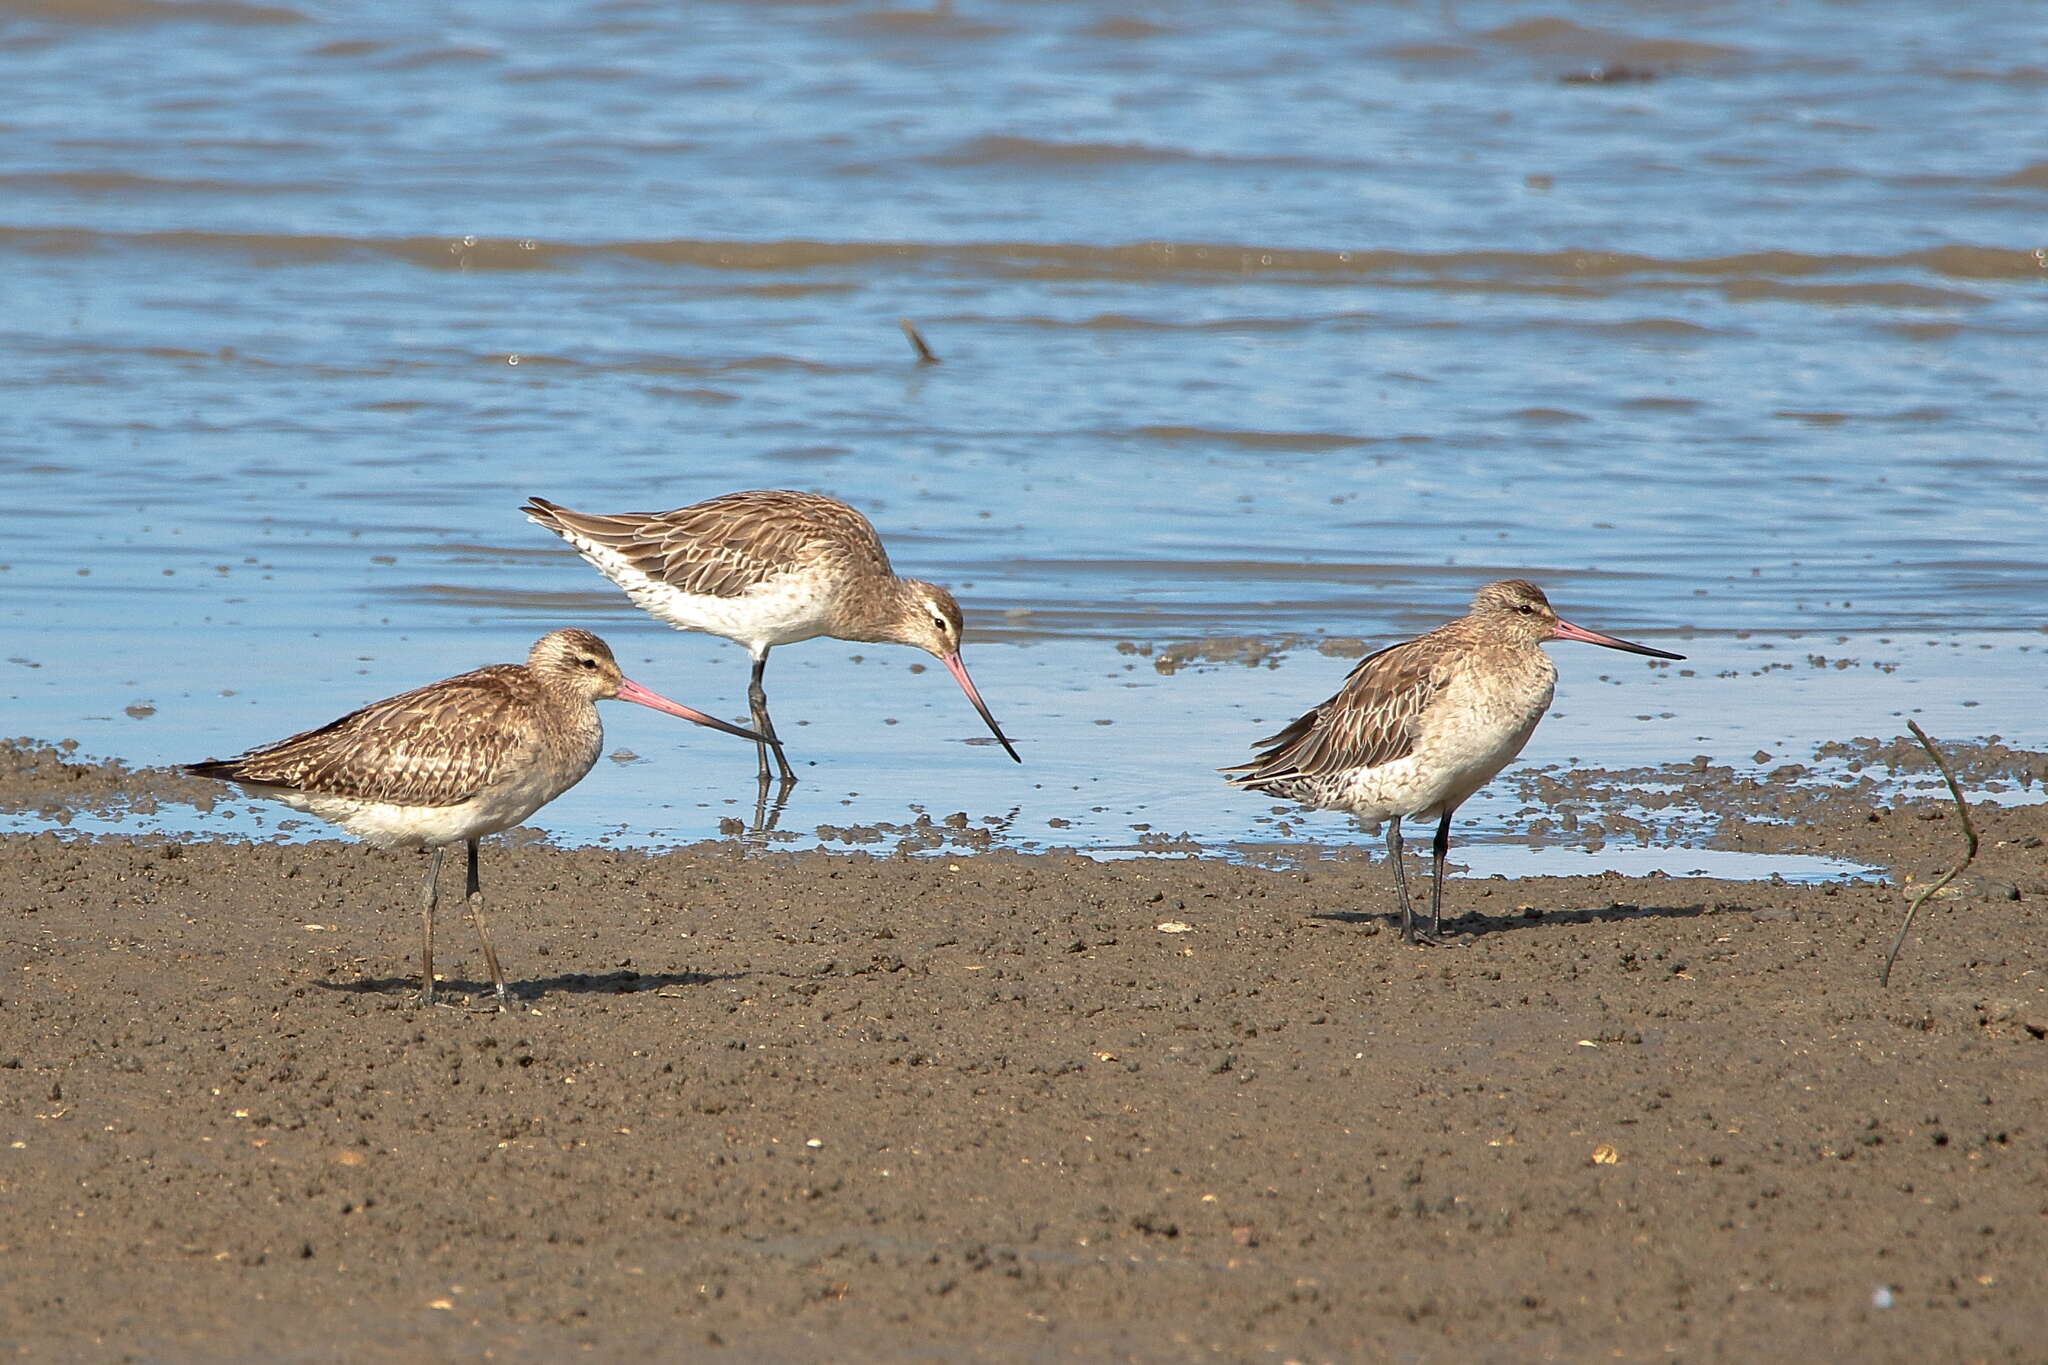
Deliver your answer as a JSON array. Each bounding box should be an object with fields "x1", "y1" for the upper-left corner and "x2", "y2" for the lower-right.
[{"x1": 1327, "y1": 660, "x2": 1555, "y2": 828}]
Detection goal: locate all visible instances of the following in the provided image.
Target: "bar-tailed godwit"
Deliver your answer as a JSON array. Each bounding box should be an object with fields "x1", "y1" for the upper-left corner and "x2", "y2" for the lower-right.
[
  {"x1": 522, "y1": 490, "x2": 1021, "y2": 783},
  {"x1": 1222, "y1": 580, "x2": 1684, "y2": 943},
  {"x1": 186, "y1": 628, "x2": 766, "y2": 1005}
]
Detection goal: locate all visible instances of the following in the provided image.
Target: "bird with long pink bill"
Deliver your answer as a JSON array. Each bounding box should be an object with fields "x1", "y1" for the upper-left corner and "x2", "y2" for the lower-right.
[
  {"x1": 1222, "y1": 580, "x2": 1684, "y2": 944},
  {"x1": 522, "y1": 489, "x2": 1021, "y2": 784},
  {"x1": 185, "y1": 629, "x2": 769, "y2": 1006}
]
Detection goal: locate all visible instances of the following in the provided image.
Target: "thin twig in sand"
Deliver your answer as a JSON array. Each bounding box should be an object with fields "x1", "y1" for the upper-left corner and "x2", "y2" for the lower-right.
[
  {"x1": 1880, "y1": 720, "x2": 1979, "y2": 987},
  {"x1": 899, "y1": 319, "x2": 941, "y2": 364}
]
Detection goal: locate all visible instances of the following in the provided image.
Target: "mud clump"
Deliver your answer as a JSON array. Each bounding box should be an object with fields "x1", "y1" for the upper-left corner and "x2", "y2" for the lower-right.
[
  {"x1": 1511, "y1": 736, "x2": 2048, "y2": 886},
  {"x1": 1144, "y1": 634, "x2": 1369, "y2": 675},
  {"x1": 0, "y1": 736, "x2": 221, "y2": 823},
  {"x1": 1815, "y1": 734, "x2": 2048, "y2": 791}
]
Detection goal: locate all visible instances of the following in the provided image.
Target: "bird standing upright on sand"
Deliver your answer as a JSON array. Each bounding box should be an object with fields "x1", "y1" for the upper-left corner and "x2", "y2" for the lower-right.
[
  {"x1": 186, "y1": 629, "x2": 767, "y2": 1006},
  {"x1": 521, "y1": 489, "x2": 1021, "y2": 785},
  {"x1": 1223, "y1": 580, "x2": 1684, "y2": 944}
]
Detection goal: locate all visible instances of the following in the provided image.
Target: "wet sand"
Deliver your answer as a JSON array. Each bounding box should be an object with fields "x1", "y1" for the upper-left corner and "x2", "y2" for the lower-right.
[{"x1": 3, "y1": 746, "x2": 2046, "y2": 1362}]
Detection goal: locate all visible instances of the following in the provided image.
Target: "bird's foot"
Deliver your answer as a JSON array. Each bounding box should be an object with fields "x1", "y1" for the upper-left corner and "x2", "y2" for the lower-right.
[
  {"x1": 415, "y1": 984, "x2": 512, "y2": 1011},
  {"x1": 466, "y1": 983, "x2": 516, "y2": 1013}
]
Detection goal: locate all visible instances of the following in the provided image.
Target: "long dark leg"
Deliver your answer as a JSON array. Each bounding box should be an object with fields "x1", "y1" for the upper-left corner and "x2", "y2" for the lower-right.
[
  {"x1": 465, "y1": 838, "x2": 509, "y2": 1006},
  {"x1": 1431, "y1": 809, "x2": 1454, "y2": 938},
  {"x1": 749, "y1": 649, "x2": 797, "y2": 784},
  {"x1": 417, "y1": 847, "x2": 444, "y2": 1005},
  {"x1": 1385, "y1": 814, "x2": 1415, "y2": 942}
]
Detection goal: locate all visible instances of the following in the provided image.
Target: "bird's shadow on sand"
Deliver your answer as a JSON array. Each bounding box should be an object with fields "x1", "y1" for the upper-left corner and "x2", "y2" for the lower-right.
[
  {"x1": 314, "y1": 968, "x2": 748, "y2": 1003},
  {"x1": 1310, "y1": 900, "x2": 1740, "y2": 940}
]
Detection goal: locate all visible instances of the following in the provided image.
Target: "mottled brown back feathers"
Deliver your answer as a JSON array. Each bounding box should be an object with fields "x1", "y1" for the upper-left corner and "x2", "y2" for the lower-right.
[
  {"x1": 523, "y1": 490, "x2": 894, "y2": 601},
  {"x1": 188, "y1": 665, "x2": 539, "y2": 808}
]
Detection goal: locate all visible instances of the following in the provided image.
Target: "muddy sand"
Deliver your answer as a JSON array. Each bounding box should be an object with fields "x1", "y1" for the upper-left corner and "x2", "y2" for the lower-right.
[{"x1": 3, "y1": 741, "x2": 2046, "y2": 1363}]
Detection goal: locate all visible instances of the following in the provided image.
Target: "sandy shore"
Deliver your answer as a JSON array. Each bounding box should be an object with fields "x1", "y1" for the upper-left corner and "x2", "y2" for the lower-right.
[{"x1": 2, "y1": 743, "x2": 2046, "y2": 1362}]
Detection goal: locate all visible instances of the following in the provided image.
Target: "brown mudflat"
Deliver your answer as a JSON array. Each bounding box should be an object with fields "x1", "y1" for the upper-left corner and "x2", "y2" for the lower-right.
[{"x1": 3, "y1": 757, "x2": 2046, "y2": 1361}]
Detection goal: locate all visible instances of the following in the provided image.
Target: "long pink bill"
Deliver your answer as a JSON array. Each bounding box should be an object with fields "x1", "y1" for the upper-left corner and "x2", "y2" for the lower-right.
[
  {"x1": 616, "y1": 677, "x2": 776, "y2": 746},
  {"x1": 1552, "y1": 619, "x2": 1686, "y2": 661},
  {"x1": 941, "y1": 651, "x2": 1023, "y2": 763}
]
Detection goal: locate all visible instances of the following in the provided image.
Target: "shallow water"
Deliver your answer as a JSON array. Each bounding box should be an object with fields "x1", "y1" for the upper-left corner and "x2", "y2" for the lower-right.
[{"x1": 3, "y1": 1, "x2": 2043, "y2": 875}]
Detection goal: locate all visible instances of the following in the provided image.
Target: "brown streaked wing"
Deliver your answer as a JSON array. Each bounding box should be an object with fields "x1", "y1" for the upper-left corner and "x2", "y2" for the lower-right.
[
  {"x1": 1223, "y1": 639, "x2": 1446, "y2": 787},
  {"x1": 534, "y1": 490, "x2": 893, "y2": 600},
  {"x1": 207, "y1": 666, "x2": 535, "y2": 807}
]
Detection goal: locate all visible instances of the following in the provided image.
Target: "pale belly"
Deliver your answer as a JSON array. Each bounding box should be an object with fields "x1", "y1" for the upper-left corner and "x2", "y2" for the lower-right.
[
  {"x1": 1295, "y1": 667, "x2": 1555, "y2": 828},
  {"x1": 267, "y1": 752, "x2": 591, "y2": 849},
  {"x1": 1322, "y1": 714, "x2": 1543, "y2": 829},
  {"x1": 574, "y1": 541, "x2": 838, "y2": 651},
  {"x1": 646, "y1": 575, "x2": 838, "y2": 649}
]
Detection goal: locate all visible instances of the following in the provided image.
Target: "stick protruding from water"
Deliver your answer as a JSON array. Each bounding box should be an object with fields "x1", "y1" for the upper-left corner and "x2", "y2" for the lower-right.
[
  {"x1": 899, "y1": 318, "x2": 941, "y2": 365},
  {"x1": 1879, "y1": 720, "x2": 1979, "y2": 987}
]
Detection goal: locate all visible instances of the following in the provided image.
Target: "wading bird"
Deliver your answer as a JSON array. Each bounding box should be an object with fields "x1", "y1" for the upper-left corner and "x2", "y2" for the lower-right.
[
  {"x1": 522, "y1": 490, "x2": 1020, "y2": 785},
  {"x1": 1223, "y1": 580, "x2": 1684, "y2": 943},
  {"x1": 186, "y1": 629, "x2": 766, "y2": 1005}
]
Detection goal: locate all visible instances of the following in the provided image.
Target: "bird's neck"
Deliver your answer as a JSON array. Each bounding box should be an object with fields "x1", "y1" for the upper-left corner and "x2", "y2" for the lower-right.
[{"x1": 831, "y1": 575, "x2": 916, "y2": 644}]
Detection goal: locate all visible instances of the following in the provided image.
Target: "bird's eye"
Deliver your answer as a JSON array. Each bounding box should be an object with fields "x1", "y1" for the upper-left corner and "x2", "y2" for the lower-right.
[
  {"x1": 1516, "y1": 604, "x2": 1537, "y2": 615},
  {"x1": 579, "y1": 657, "x2": 599, "y2": 669}
]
